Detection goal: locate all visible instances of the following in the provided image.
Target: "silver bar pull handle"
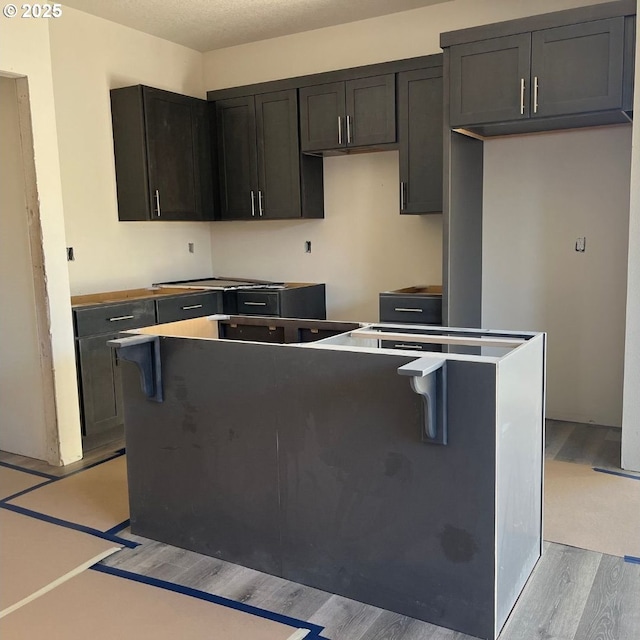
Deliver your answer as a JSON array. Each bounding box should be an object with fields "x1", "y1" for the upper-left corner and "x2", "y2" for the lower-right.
[
  {"x1": 395, "y1": 344, "x2": 424, "y2": 350},
  {"x1": 154, "y1": 189, "x2": 161, "y2": 217},
  {"x1": 520, "y1": 78, "x2": 525, "y2": 115},
  {"x1": 400, "y1": 181, "x2": 406, "y2": 211},
  {"x1": 533, "y1": 76, "x2": 539, "y2": 114},
  {"x1": 258, "y1": 190, "x2": 264, "y2": 217},
  {"x1": 244, "y1": 301, "x2": 267, "y2": 306},
  {"x1": 108, "y1": 315, "x2": 135, "y2": 322},
  {"x1": 181, "y1": 304, "x2": 203, "y2": 310},
  {"x1": 250, "y1": 190, "x2": 256, "y2": 217},
  {"x1": 346, "y1": 115, "x2": 352, "y2": 144},
  {"x1": 394, "y1": 307, "x2": 423, "y2": 313},
  {"x1": 337, "y1": 116, "x2": 343, "y2": 145}
]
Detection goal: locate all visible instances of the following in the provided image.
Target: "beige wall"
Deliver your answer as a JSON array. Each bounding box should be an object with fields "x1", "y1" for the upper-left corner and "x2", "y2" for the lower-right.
[
  {"x1": 0, "y1": 77, "x2": 49, "y2": 459},
  {"x1": 622, "y1": 36, "x2": 640, "y2": 470},
  {"x1": 0, "y1": 17, "x2": 82, "y2": 464},
  {"x1": 48, "y1": 7, "x2": 213, "y2": 296},
  {"x1": 482, "y1": 127, "x2": 631, "y2": 427},
  {"x1": 202, "y1": 0, "x2": 608, "y2": 321}
]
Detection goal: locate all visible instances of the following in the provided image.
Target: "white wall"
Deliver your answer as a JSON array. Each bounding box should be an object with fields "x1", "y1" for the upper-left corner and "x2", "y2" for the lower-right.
[
  {"x1": 622, "y1": 35, "x2": 640, "y2": 470},
  {"x1": 0, "y1": 77, "x2": 49, "y2": 459},
  {"x1": 482, "y1": 127, "x2": 631, "y2": 427},
  {"x1": 203, "y1": 0, "x2": 609, "y2": 321},
  {"x1": 48, "y1": 7, "x2": 213, "y2": 295},
  {"x1": 0, "y1": 17, "x2": 82, "y2": 464}
]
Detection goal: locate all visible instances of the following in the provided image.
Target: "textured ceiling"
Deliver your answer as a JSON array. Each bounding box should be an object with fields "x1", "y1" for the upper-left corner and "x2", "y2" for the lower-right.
[{"x1": 62, "y1": 0, "x2": 452, "y2": 52}]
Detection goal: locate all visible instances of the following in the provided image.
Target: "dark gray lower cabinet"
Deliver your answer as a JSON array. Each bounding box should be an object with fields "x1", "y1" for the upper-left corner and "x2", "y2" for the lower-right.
[
  {"x1": 77, "y1": 332, "x2": 123, "y2": 445},
  {"x1": 379, "y1": 287, "x2": 443, "y2": 325},
  {"x1": 155, "y1": 291, "x2": 222, "y2": 324},
  {"x1": 398, "y1": 67, "x2": 443, "y2": 214},
  {"x1": 74, "y1": 286, "x2": 326, "y2": 449}
]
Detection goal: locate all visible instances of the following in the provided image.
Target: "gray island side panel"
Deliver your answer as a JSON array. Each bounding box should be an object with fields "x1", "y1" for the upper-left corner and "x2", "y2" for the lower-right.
[
  {"x1": 122, "y1": 338, "x2": 283, "y2": 575},
  {"x1": 275, "y1": 347, "x2": 498, "y2": 638}
]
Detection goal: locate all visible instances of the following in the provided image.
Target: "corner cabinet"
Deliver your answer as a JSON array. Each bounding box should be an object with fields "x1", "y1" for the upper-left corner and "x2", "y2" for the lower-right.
[
  {"x1": 398, "y1": 67, "x2": 443, "y2": 214},
  {"x1": 214, "y1": 90, "x2": 323, "y2": 220},
  {"x1": 110, "y1": 85, "x2": 214, "y2": 221},
  {"x1": 446, "y1": 7, "x2": 635, "y2": 133},
  {"x1": 299, "y1": 74, "x2": 396, "y2": 152}
]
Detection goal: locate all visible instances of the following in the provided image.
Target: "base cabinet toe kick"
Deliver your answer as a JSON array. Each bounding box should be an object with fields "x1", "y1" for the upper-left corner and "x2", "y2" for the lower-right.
[{"x1": 112, "y1": 318, "x2": 545, "y2": 640}]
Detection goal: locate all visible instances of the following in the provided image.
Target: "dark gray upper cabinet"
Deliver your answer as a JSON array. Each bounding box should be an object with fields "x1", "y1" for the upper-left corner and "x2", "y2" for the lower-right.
[
  {"x1": 215, "y1": 90, "x2": 322, "y2": 220},
  {"x1": 449, "y1": 34, "x2": 531, "y2": 127},
  {"x1": 530, "y1": 18, "x2": 625, "y2": 117},
  {"x1": 216, "y1": 96, "x2": 258, "y2": 220},
  {"x1": 298, "y1": 82, "x2": 346, "y2": 151},
  {"x1": 110, "y1": 85, "x2": 214, "y2": 221},
  {"x1": 300, "y1": 74, "x2": 396, "y2": 152},
  {"x1": 255, "y1": 91, "x2": 303, "y2": 219},
  {"x1": 445, "y1": 2, "x2": 635, "y2": 134},
  {"x1": 398, "y1": 67, "x2": 443, "y2": 214}
]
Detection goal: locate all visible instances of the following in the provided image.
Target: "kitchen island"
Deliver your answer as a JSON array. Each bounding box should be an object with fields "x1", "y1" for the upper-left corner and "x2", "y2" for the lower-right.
[{"x1": 111, "y1": 316, "x2": 545, "y2": 640}]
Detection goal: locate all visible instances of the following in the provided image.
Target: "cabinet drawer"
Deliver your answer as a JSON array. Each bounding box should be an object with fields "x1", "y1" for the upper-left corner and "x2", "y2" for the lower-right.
[
  {"x1": 380, "y1": 340, "x2": 442, "y2": 353},
  {"x1": 379, "y1": 295, "x2": 442, "y2": 325},
  {"x1": 74, "y1": 299, "x2": 156, "y2": 337},
  {"x1": 156, "y1": 292, "x2": 222, "y2": 324},
  {"x1": 236, "y1": 291, "x2": 280, "y2": 316}
]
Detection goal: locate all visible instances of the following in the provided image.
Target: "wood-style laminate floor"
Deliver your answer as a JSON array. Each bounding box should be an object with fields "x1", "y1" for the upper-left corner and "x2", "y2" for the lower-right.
[{"x1": 2, "y1": 421, "x2": 639, "y2": 640}]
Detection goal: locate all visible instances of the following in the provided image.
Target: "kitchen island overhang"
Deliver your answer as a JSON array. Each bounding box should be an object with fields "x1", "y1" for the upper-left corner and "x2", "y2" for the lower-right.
[{"x1": 110, "y1": 316, "x2": 545, "y2": 640}]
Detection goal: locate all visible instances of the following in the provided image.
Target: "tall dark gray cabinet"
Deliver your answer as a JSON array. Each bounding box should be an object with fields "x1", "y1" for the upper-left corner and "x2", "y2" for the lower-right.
[{"x1": 398, "y1": 66, "x2": 444, "y2": 214}]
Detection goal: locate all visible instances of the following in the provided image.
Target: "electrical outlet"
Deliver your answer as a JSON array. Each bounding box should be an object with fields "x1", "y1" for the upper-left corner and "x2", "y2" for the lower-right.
[
  {"x1": 575, "y1": 237, "x2": 586, "y2": 252},
  {"x1": 305, "y1": 241, "x2": 312, "y2": 253},
  {"x1": 66, "y1": 247, "x2": 75, "y2": 261},
  {"x1": 188, "y1": 242, "x2": 195, "y2": 254}
]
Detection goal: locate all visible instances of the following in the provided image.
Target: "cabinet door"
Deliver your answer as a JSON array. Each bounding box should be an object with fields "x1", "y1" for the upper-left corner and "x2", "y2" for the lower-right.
[
  {"x1": 449, "y1": 34, "x2": 531, "y2": 126},
  {"x1": 531, "y1": 18, "x2": 625, "y2": 118},
  {"x1": 398, "y1": 68, "x2": 443, "y2": 214},
  {"x1": 77, "y1": 333, "x2": 123, "y2": 437},
  {"x1": 345, "y1": 74, "x2": 396, "y2": 147},
  {"x1": 299, "y1": 82, "x2": 346, "y2": 152},
  {"x1": 144, "y1": 88, "x2": 211, "y2": 220},
  {"x1": 215, "y1": 96, "x2": 259, "y2": 220},
  {"x1": 255, "y1": 90, "x2": 302, "y2": 219}
]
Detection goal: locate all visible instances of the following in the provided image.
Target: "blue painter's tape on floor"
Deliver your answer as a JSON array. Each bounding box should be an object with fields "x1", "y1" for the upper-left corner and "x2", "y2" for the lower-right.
[
  {"x1": 592, "y1": 467, "x2": 640, "y2": 481},
  {"x1": 105, "y1": 519, "x2": 130, "y2": 535},
  {"x1": 624, "y1": 555, "x2": 640, "y2": 565},
  {"x1": 0, "y1": 479, "x2": 55, "y2": 503},
  {"x1": 0, "y1": 502, "x2": 139, "y2": 548},
  {"x1": 60, "y1": 449, "x2": 126, "y2": 479},
  {"x1": 90, "y1": 564, "x2": 326, "y2": 636},
  {"x1": 0, "y1": 460, "x2": 58, "y2": 480}
]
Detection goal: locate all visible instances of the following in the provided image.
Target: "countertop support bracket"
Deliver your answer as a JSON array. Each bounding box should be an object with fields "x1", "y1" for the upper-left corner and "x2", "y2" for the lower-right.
[
  {"x1": 398, "y1": 357, "x2": 447, "y2": 444},
  {"x1": 108, "y1": 335, "x2": 163, "y2": 402}
]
